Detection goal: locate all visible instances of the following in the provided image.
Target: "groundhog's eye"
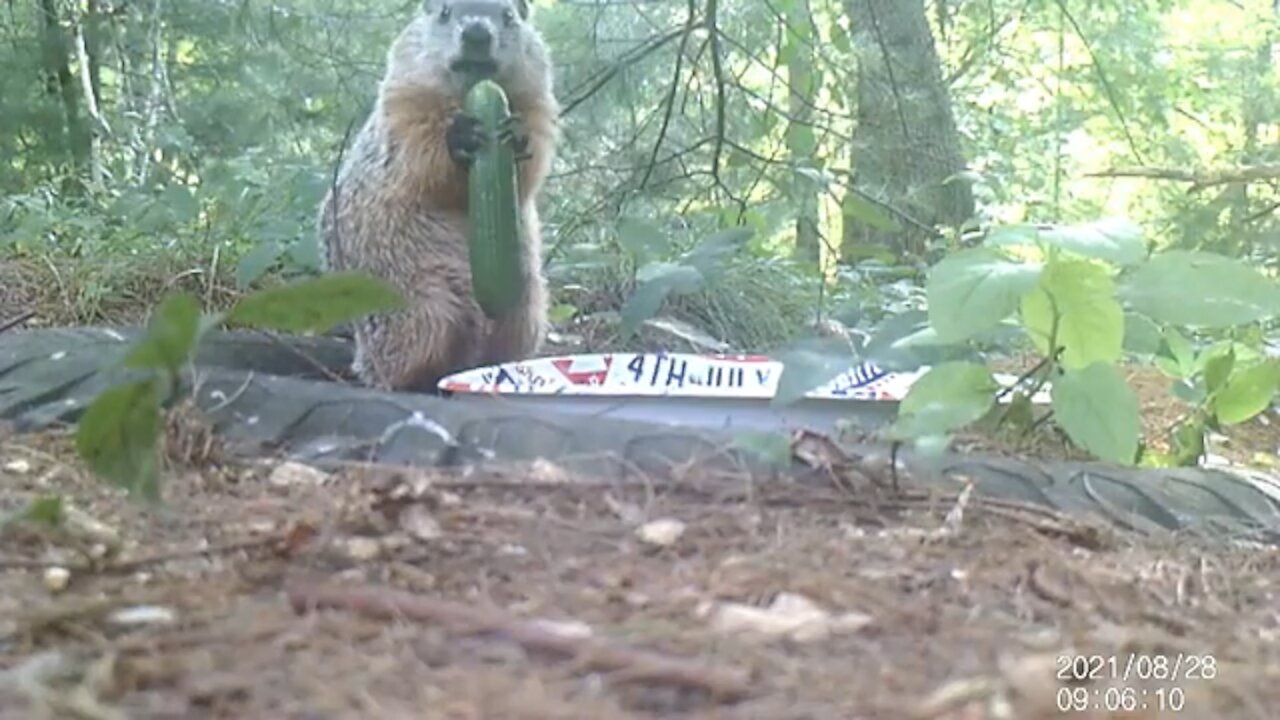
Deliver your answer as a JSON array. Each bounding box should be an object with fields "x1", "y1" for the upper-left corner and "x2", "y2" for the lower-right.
[
  {"x1": 438, "y1": 5, "x2": 451, "y2": 23},
  {"x1": 502, "y1": 8, "x2": 516, "y2": 25}
]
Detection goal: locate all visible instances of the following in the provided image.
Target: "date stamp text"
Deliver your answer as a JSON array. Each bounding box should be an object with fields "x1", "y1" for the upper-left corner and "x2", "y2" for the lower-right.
[{"x1": 1056, "y1": 652, "x2": 1217, "y2": 683}]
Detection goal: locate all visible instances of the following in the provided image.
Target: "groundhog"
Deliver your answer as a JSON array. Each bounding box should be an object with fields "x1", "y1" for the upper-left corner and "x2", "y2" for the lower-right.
[{"x1": 318, "y1": 0, "x2": 559, "y2": 392}]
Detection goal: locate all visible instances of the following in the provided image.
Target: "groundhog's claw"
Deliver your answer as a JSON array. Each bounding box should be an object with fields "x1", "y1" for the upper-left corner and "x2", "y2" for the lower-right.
[
  {"x1": 446, "y1": 112, "x2": 486, "y2": 167},
  {"x1": 497, "y1": 114, "x2": 532, "y2": 164}
]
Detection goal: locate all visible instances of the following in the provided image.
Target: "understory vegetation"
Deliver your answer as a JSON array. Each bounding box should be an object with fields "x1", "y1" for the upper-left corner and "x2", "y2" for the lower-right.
[{"x1": 3, "y1": 0, "x2": 1280, "y2": 494}]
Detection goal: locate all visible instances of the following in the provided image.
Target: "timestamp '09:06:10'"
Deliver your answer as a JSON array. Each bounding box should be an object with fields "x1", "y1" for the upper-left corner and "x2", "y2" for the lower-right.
[{"x1": 1057, "y1": 686, "x2": 1185, "y2": 713}]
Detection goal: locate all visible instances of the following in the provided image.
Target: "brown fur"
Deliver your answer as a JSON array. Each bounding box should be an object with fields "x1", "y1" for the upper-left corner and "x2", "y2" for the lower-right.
[{"x1": 318, "y1": 0, "x2": 559, "y2": 392}]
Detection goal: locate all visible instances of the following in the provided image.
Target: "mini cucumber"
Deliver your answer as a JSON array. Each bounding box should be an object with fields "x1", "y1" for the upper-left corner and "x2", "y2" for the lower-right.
[{"x1": 464, "y1": 79, "x2": 524, "y2": 319}]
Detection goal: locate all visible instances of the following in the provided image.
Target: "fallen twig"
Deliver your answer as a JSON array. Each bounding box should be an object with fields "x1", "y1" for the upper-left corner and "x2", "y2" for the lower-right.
[
  {"x1": 285, "y1": 577, "x2": 755, "y2": 702},
  {"x1": 0, "y1": 310, "x2": 35, "y2": 334}
]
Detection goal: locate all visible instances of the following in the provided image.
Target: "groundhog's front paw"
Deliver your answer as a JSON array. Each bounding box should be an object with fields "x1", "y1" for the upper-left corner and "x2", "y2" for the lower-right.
[
  {"x1": 498, "y1": 114, "x2": 533, "y2": 164},
  {"x1": 446, "y1": 112, "x2": 485, "y2": 167}
]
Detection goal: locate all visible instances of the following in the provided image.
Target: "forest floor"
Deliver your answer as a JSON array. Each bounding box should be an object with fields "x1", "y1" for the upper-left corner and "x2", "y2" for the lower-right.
[{"x1": 2, "y1": 257, "x2": 1280, "y2": 719}]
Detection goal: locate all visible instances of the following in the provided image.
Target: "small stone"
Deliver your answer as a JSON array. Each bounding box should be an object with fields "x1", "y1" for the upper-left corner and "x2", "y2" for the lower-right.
[
  {"x1": 344, "y1": 536, "x2": 383, "y2": 561},
  {"x1": 636, "y1": 518, "x2": 686, "y2": 547},
  {"x1": 530, "y1": 619, "x2": 593, "y2": 640},
  {"x1": 4, "y1": 458, "x2": 31, "y2": 474},
  {"x1": 43, "y1": 566, "x2": 71, "y2": 593},
  {"x1": 107, "y1": 605, "x2": 177, "y2": 628},
  {"x1": 269, "y1": 461, "x2": 329, "y2": 487},
  {"x1": 399, "y1": 505, "x2": 443, "y2": 541}
]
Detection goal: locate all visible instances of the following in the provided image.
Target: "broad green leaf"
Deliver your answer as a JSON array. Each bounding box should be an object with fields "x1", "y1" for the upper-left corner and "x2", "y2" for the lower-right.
[
  {"x1": 682, "y1": 227, "x2": 753, "y2": 276},
  {"x1": 226, "y1": 272, "x2": 404, "y2": 335},
  {"x1": 236, "y1": 241, "x2": 284, "y2": 289},
  {"x1": 863, "y1": 311, "x2": 966, "y2": 371},
  {"x1": 1122, "y1": 312, "x2": 1163, "y2": 356},
  {"x1": 158, "y1": 185, "x2": 201, "y2": 224},
  {"x1": 787, "y1": 125, "x2": 818, "y2": 159},
  {"x1": 1019, "y1": 256, "x2": 1124, "y2": 370},
  {"x1": 616, "y1": 218, "x2": 670, "y2": 265},
  {"x1": 618, "y1": 281, "x2": 672, "y2": 336},
  {"x1": 1170, "y1": 377, "x2": 1205, "y2": 405},
  {"x1": 288, "y1": 237, "x2": 322, "y2": 273},
  {"x1": 635, "y1": 261, "x2": 702, "y2": 288},
  {"x1": 1117, "y1": 250, "x2": 1280, "y2": 328},
  {"x1": 926, "y1": 248, "x2": 1043, "y2": 343},
  {"x1": 908, "y1": 433, "x2": 951, "y2": 461},
  {"x1": 770, "y1": 336, "x2": 856, "y2": 407},
  {"x1": 123, "y1": 293, "x2": 204, "y2": 377},
  {"x1": 889, "y1": 361, "x2": 999, "y2": 439},
  {"x1": 1156, "y1": 326, "x2": 1198, "y2": 378},
  {"x1": 548, "y1": 303, "x2": 577, "y2": 324},
  {"x1": 842, "y1": 192, "x2": 899, "y2": 233},
  {"x1": 75, "y1": 379, "x2": 163, "y2": 500},
  {"x1": 983, "y1": 224, "x2": 1042, "y2": 248},
  {"x1": 1168, "y1": 415, "x2": 1208, "y2": 466},
  {"x1": 1051, "y1": 363, "x2": 1141, "y2": 464},
  {"x1": 1200, "y1": 346, "x2": 1235, "y2": 395},
  {"x1": 619, "y1": 264, "x2": 703, "y2": 336},
  {"x1": 1214, "y1": 359, "x2": 1280, "y2": 425},
  {"x1": 1037, "y1": 218, "x2": 1147, "y2": 267}
]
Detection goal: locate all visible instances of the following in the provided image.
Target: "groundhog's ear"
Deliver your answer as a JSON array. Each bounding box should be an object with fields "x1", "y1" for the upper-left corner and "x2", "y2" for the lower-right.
[{"x1": 515, "y1": 0, "x2": 530, "y2": 20}]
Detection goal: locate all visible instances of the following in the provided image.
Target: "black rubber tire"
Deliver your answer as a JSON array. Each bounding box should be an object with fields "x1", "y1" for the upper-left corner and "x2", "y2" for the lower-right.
[{"x1": 1, "y1": 326, "x2": 1277, "y2": 546}]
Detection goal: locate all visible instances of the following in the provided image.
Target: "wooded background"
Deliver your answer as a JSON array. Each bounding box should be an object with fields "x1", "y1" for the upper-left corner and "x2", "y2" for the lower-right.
[{"x1": 2, "y1": 0, "x2": 1278, "y2": 351}]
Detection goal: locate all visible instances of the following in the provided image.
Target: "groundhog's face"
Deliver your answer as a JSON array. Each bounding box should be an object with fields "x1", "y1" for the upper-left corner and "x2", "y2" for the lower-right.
[{"x1": 418, "y1": 0, "x2": 534, "y2": 81}]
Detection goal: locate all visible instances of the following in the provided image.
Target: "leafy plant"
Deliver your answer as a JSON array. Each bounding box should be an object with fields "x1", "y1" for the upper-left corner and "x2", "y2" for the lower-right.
[
  {"x1": 776, "y1": 217, "x2": 1280, "y2": 466},
  {"x1": 615, "y1": 220, "x2": 755, "y2": 337},
  {"x1": 897, "y1": 218, "x2": 1280, "y2": 464},
  {"x1": 73, "y1": 272, "x2": 404, "y2": 499}
]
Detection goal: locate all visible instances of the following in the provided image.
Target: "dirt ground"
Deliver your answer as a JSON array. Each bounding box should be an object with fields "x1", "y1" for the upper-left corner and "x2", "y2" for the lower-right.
[{"x1": 1, "y1": 409, "x2": 1278, "y2": 720}]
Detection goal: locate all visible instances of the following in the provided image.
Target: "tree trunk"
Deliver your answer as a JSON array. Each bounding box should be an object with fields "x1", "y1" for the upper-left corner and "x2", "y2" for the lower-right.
[
  {"x1": 785, "y1": 0, "x2": 821, "y2": 265},
  {"x1": 37, "y1": 0, "x2": 90, "y2": 179},
  {"x1": 841, "y1": 0, "x2": 973, "y2": 258}
]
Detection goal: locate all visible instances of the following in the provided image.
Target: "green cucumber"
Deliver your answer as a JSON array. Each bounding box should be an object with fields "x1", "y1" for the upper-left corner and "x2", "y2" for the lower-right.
[{"x1": 464, "y1": 79, "x2": 524, "y2": 319}]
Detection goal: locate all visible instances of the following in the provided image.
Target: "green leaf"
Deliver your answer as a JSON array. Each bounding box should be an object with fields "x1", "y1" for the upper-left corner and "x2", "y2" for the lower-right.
[
  {"x1": 888, "y1": 361, "x2": 999, "y2": 438},
  {"x1": 226, "y1": 272, "x2": 405, "y2": 335},
  {"x1": 1122, "y1": 312, "x2": 1163, "y2": 356},
  {"x1": 1168, "y1": 415, "x2": 1207, "y2": 466},
  {"x1": 75, "y1": 379, "x2": 163, "y2": 500},
  {"x1": 616, "y1": 218, "x2": 670, "y2": 265},
  {"x1": 288, "y1": 237, "x2": 322, "y2": 273},
  {"x1": 681, "y1": 227, "x2": 753, "y2": 277},
  {"x1": 235, "y1": 241, "x2": 284, "y2": 289},
  {"x1": 863, "y1": 310, "x2": 977, "y2": 371},
  {"x1": 548, "y1": 303, "x2": 577, "y2": 324},
  {"x1": 1214, "y1": 359, "x2": 1280, "y2": 425},
  {"x1": 1037, "y1": 217, "x2": 1147, "y2": 267},
  {"x1": 1156, "y1": 326, "x2": 1198, "y2": 378},
  {"x1": 123, "y1": 293, "x2": 204, "y2": 377},
  {"x1": 1019, "y1": 256, "x2": 1124, "y2": 370},
  {"x1": 619, "y1": 264, "x2": 703, "y2": 336},
  {"x1": 1117, "y1": 250, "x2": 1280, "y2": 328},
  {"x1": 926, "y1": 248, "x2": 1043, "y2": 343},
  {"x1": 770, "y1": 336, "x2": 856, "y2": 407},
  {"x1": 1200, "y1": 346, "x2": 1235, "y2": 396},
  {"x1": 1051, "y1": 362, "x2": 1141, "y2": 464},
  {"x1": 842, "y1": 192, "x2": 899, "y2": 233},
  {"x1": 983, "y1": 224, "x2": 1043, "y2": 249}
]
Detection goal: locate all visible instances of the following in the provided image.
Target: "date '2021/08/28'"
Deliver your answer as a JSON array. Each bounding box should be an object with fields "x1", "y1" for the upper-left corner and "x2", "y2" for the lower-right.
[{"x1": 1055, "y1": 653, "x2": 1215, "y2": 714}]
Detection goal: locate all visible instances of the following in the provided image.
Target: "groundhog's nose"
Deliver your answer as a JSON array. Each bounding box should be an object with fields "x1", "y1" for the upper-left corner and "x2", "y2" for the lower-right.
[{"x1": 461, "y1": 22, "x2": 493, "y2": 52}]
